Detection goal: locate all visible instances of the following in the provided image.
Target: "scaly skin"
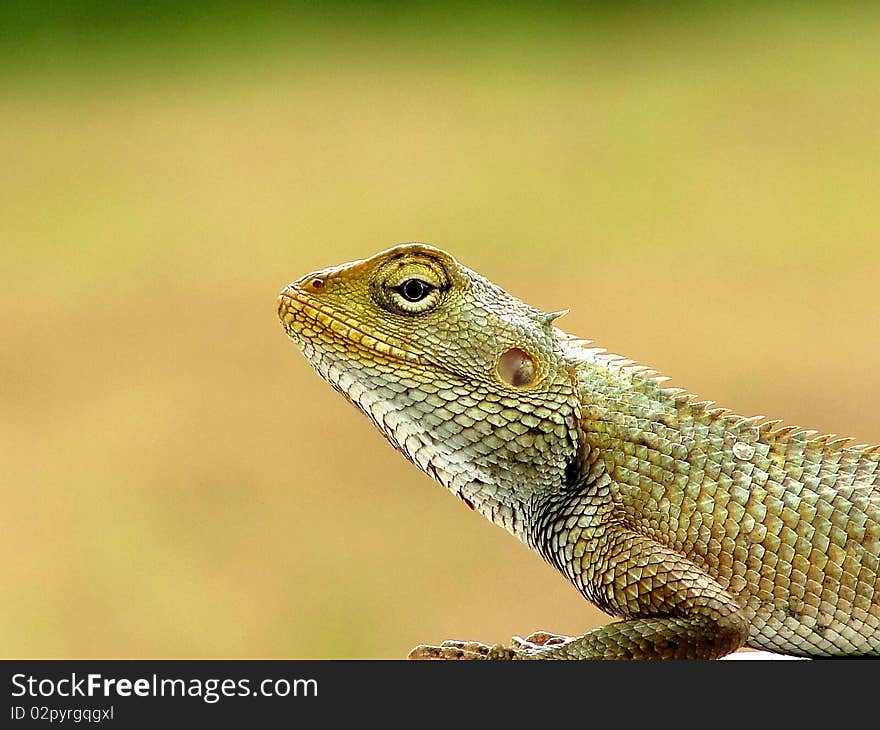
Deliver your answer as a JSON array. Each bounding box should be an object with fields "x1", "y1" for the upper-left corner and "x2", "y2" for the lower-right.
[{"x1": 277, "y1": 243, "x2": 880, "y2": 659}]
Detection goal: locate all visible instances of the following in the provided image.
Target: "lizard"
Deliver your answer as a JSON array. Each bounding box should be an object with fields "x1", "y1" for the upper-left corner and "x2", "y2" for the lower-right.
[{"x1": 276, "y1": 242, "x2": 880, "y2": 659}]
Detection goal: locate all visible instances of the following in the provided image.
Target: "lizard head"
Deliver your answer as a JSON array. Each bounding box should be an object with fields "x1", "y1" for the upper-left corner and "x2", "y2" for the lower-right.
[
  {"x1": 277, "y1": 243, "x2": 581, "y2": 535},
  {"x1": 277, "y1": 243, "x2": 572, "y2": 391}
]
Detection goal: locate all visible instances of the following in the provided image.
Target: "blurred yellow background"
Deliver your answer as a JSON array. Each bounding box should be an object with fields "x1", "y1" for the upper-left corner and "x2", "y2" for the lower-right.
[{"x1": 2, "y1": 3, "x2": 879, "y2": 658}]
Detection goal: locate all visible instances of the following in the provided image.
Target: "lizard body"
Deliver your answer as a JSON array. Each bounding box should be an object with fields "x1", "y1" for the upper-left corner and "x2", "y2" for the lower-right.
[{"x1": 277, "y1": 243, "x2": 880, "y2": 658}]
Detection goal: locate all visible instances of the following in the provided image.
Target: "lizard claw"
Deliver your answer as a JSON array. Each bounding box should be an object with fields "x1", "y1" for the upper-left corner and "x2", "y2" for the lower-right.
[{"x1": 513, "y1": 630, "x2": 572, "y2": 649}]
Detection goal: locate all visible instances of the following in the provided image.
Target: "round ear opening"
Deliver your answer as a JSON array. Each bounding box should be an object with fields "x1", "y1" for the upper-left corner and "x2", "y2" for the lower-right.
[{"x1": 497, "y1": 348, "x2": 536, "y2": 388}]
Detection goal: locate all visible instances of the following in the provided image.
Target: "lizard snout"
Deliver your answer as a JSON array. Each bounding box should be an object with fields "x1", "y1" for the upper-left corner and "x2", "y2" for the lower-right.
[{"x1": 277, "y1": 273, "x2": 325, "y2": 306}]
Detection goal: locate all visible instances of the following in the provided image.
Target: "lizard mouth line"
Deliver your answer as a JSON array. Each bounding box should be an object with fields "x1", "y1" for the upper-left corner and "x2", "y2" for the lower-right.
[{"x1": 278, "y1": 289, "x2": 427, "y2": 366}]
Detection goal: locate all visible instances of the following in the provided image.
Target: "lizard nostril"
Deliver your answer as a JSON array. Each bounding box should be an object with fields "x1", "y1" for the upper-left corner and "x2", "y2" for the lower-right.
[{"x1": 307, "y1": 277, "x2": 325, "y2": 292}]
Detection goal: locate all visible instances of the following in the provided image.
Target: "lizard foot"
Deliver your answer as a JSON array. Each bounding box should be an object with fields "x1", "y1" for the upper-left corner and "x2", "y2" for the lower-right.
[
  {"x1": 407, "y1": 640, "x2": 518, "y2": 660},
  {"x1": 407, "y1": 631, "x2": 574, "y2": 660}
]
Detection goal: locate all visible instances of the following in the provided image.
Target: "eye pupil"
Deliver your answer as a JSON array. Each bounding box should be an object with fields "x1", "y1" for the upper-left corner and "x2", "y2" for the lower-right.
[{"x1": 400, "y1": 279, "x2": 429, "y2": 302}]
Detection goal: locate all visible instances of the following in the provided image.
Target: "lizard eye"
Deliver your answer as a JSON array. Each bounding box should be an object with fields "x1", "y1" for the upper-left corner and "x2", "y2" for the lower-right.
[
  {"x1": 376, "y1": 256, "x2": 448, "y2": 315},
  {"x1": 396, "y1": 278, "x2": 432, "y2": 302}
]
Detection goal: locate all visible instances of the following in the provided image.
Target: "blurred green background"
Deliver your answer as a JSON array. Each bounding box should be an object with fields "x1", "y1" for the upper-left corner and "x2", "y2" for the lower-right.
[{"x1": 2, "y1": 2, "x2": 878, "y2": 658}]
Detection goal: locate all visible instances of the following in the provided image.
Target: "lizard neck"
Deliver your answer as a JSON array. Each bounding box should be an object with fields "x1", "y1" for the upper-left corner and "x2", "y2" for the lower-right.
[
  {"x1": 387, "y1": 369, "x2": 582, "y2": 541},
  {"x1": 299, "y1": 335, "x2": 582, "y2": 541}
]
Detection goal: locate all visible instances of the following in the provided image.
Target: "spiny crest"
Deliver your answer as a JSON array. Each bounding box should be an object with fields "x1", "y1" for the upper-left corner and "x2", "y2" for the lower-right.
[
  {"x1": 538, "y1": 309, "x2": 569, "y2": 329},
  {"x1": 559, "y1": 332, "x2": 880, "y2": 457},
  {"x1": 758, "y1": 419, "x2": 784, "y2": 435}
]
